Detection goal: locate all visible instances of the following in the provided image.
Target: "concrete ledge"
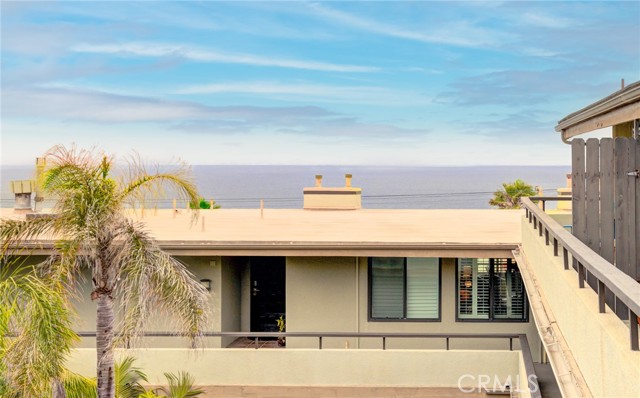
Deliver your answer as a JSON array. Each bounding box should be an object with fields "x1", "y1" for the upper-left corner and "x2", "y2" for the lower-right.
[
  {"x1": 67, "y1": 348, "x2": 520, "y2": 388},
  {"x1": 521, "y1": 219, "x2": 640, "y2": 397}
]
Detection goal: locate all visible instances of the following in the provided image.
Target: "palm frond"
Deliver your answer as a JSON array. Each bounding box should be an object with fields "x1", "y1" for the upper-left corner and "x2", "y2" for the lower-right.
[
  {"x1": 118, "y1": 156, "x2": 199, "y2": 222},
  {"x1": 0, "y1": 266, "x2": 78, "y2": 397},
  {"x1": 0, "y1": 216, "x2": 58, "y2": 255},
  {"x1": 61, "y1": 369, "x2": 97, "y2": 398},
  {"x1": 139, "y1": 391, "x2": 161, "y2": 398},
  {"x1": 115, "y1": 356, "x2": 147, "y2": 398},
  {"x1": 157, "y1": 371, "x2": 204, "y2": 398},
  {"x1": 112, "y1": 221, "x2": 209, "y2": 348}
]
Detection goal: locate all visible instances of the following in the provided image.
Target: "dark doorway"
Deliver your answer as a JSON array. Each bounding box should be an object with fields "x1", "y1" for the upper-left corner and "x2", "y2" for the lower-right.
[{"x1": 250, "y1": 257, "x2": 286, "y2": 332}]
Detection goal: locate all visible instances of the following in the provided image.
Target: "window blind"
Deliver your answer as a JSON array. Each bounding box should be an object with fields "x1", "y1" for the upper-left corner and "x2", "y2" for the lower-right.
[
  {"x1": 458, "y1": 258, "x2": 526, "y2": 321},
  {"x1": 406, "y1": 258, "x2": 439, "y2": 319},
  {"x1": 371, "y1": 258, "x2": 404, "y2": 318}
]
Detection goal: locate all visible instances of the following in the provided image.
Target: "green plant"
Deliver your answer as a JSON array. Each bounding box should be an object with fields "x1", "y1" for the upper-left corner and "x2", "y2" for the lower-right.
[
  {"x1": 189, "y1": 198, "x2": 220, "y2": 210},
  {"x1": 276, "y1": 315, "x2": 286, "y2": 333},
  {"x1": 139, "y1": 391, "x2": 160, "y2": 398},
  {"x1": 155, "y1": 371, "x2": 204, "y2": 398},
  {"x1": 489, "y1": 179, "x2": 537, "y2": 209},
  {"x1": 115, "y1": 356, "x2": 148, "y2": 398},
  {"x1": 0, "y1": 265, "x2": 78, "y2": 397},
  {"x1": 0, "y1": 145, "x2": 209, "y2": 398},
  {"x1": 276, "y1": 315, "x2": 286, "y2": 346},
  {"x1": 61, "y1": 369, "x2": 98, "y2": 398}
]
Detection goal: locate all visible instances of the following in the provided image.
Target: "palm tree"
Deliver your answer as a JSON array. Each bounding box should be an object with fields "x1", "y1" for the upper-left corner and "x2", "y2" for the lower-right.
[
  {"x1": 154, "y1": 371, "x2": 204, "y2": 398},
  {"x1": 0, "y1": 145, "x2": 210, "y2": 398},
  {"x1": 0, "y1": 264, "x2": 77, "y2": 397},
  {"x1": 489, "y1": 179, "x2": 537, "y2": 209}
]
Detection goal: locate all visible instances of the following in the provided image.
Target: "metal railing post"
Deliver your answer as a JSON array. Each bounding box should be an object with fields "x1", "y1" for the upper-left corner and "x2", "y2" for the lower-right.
[
  {"x1": 538, "y1": 221, "x2": 543, "y2": 236},
  {"x1": 598, "y1": 280, "x2": 606, "y2": 313},
  {"x1": 630, "y1": 310, "x2": 639, "y2": 351}
]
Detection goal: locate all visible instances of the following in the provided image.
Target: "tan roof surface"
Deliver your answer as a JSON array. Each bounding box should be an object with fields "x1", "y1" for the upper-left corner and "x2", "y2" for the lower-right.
[{"x1": 0, "y1": 208, "x2": 520, "y2": 244}]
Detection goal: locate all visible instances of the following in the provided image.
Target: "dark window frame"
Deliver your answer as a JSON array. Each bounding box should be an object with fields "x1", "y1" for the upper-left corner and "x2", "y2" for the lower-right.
[
  {"x1": 368, "y1": 257, "x2": 442, "y2": 322},
  {"x1": 455, "y1": 258, "x2": 529, "y2": 323}
]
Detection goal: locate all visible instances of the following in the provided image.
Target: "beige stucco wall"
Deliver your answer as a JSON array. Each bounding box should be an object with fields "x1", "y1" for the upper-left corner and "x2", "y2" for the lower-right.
[
  {"x1": 69, "y1": 256, "x2": 220, "y2": 349},
  {"x1": 220, "y1": 256, "x2": 243, "y2": 347},
  {"x1": 522, "y1": 218, "x2": 640, "y2": 398},
  {"x1": 285, "y1": 256, "x2": 541, "y2": 358},
  {"x1": 12, "y1": 252, "x2": 540, "y2": 358},
  {"x1": 67, "y1": 348, "x2": 520, "y2": 388},
  {"x1": 548, "y1": 211, "x2": 572, "y2": 229},
  {"x1": 286, "y1": 257, "x2": 359, "y2": 348}
]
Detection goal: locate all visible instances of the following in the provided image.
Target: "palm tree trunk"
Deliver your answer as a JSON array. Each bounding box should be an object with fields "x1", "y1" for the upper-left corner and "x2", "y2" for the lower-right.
[
  {"x1": 52, "y1": 378, "x2": 67, "y2": 398},
  {"x1": 96, "y1": 293, "x2": 115, "y2": 398}
]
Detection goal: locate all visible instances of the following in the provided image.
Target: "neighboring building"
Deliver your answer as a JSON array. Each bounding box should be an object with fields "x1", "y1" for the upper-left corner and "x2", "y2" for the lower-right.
[{"x1": 2, "y1": 82, "x2": 640, "y2": 397}]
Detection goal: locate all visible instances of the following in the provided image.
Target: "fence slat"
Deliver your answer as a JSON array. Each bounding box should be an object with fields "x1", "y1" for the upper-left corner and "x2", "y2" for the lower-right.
[
  {"x1": 625, "y1": 138, "x2": 637, "y2": 281},
  {"x1": 634, "y1": 139, "x2": 640, "y2": 282},
  {"x1": 585, "y1": 138, "x2": 600, "y2": 289},
  {"x1": 572, "y1": 139, "x2": 586, "y2": 271},
  {"x1": 600, "y1": 138, "x2": 616, "y2": 310},
  {"x1": 615, "y1": 138, "x2": 630, "y2": 319},
  {"x1": 600, "y1": 138, "x2": 615, "y2": 262}
]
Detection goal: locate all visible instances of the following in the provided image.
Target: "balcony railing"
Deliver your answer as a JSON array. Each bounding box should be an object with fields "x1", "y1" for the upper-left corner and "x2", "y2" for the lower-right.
[
  {"x1": 76, "y1": 331, "x2": 540, "y2": 397},
  {"x1": 521, "y1": 196, "x2": 640, "y2": 351}
]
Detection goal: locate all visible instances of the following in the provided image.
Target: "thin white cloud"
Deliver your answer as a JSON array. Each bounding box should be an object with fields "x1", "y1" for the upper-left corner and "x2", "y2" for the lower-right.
[
  {"x1": 2, "y1": 86, "x2": 335, "y2": 124},
  {"x1": 520, "y1": 47, "x2": 562, "y2": 58},
  {"x1": 306, "y1": 3, "x2": 503, "y2": 48},
  {"x1": 2, "y1": 86, "x2": 430, "y2": 140},
  {"x1": 520, "y1": 12, "x2": 574, "y2": 29},
  {"x1": 175, "y1": 81, "x2": 432, "y2": 106},
  {"x1": 71, "y1": 42, "x2": 379, "y2": 73}
]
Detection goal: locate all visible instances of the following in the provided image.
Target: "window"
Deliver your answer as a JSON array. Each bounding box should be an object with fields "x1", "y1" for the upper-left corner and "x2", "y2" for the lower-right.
[
  {"x1": 457, "y1": 258, "x2": 527, "y2": 321},
  {"x1": 369, "y1": 257, "x2": 440, "y2": 321}
]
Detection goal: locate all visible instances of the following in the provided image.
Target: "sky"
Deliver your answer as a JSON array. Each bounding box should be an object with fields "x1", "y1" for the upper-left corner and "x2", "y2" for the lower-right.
[{"x1": 1, "y1": 1, "x2": 639, "y2": 166}]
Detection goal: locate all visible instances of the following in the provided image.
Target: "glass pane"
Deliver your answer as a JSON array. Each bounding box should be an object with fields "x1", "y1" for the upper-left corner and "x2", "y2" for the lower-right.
[
  {"x1": 406, "y1": 258, "x2": 439, "y2": 319},
  {"x1": 371, "y1": 258, "x2": 404, "y2": 319},
  {"x1": 493, "y1": 259, "x2": 526, "y2": 320},
  {"x1": 458, "y1": 258, "x2": 490, "y2": 319}
]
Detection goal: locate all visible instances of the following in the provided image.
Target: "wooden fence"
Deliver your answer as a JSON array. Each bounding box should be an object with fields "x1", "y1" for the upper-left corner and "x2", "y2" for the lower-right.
[{"x1": 572, "y1": 137, "x2": 639, "y2": 318}]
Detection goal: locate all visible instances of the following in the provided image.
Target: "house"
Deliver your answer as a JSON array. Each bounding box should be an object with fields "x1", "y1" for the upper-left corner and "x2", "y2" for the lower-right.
[{"x1": 2, "y1": 82, "x2": 640, "y2": 397}]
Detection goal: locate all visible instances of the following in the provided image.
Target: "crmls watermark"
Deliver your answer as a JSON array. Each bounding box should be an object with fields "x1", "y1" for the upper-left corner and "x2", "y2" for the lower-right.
[{"x1": 457, "y1": 374, "x2": 539, "y2": 394}]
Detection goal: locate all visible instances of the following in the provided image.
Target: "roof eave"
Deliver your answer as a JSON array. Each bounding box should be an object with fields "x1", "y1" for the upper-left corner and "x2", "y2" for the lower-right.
[{"x1": 555, "y1": 81, "x2": 640, "y2": 139}]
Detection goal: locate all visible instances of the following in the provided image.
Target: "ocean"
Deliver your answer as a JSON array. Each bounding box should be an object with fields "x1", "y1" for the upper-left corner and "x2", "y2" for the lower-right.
[{"x1": 0, "y1": 165, "x2": 570, "y2": 210}]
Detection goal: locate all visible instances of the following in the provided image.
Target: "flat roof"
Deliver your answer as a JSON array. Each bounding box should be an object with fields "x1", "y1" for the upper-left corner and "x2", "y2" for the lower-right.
[{"x1": 1, "y1": 208, "x2": 522, "y2": 257}]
